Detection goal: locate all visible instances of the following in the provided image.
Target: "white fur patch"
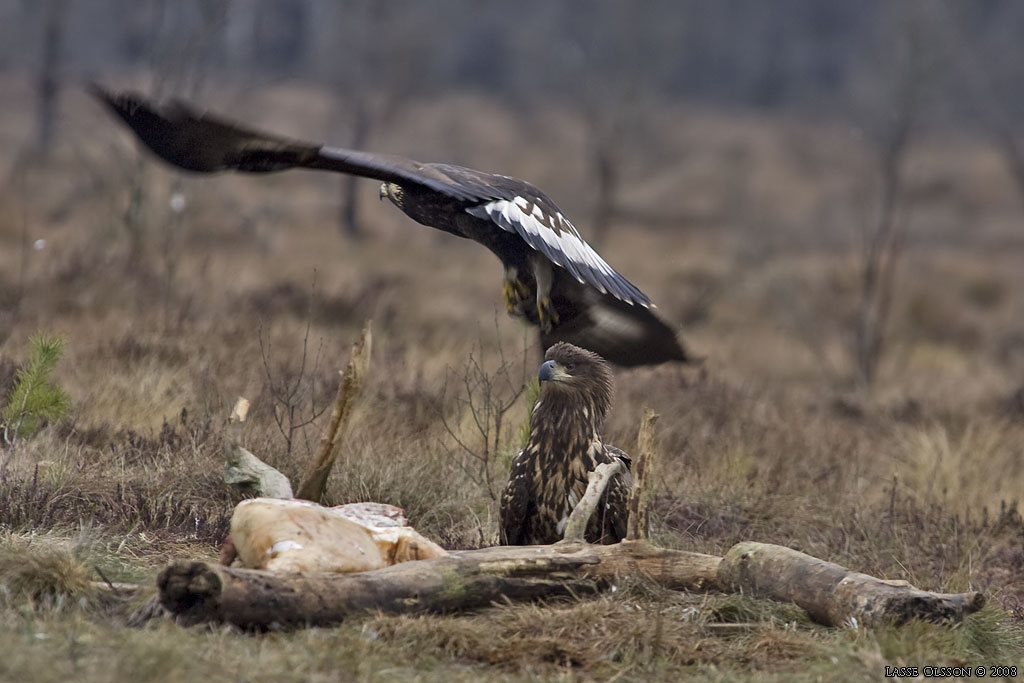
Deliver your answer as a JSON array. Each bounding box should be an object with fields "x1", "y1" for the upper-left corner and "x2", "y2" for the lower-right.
[{"x1": 267, "y1": 540, "x2": 303, "y2": 557}]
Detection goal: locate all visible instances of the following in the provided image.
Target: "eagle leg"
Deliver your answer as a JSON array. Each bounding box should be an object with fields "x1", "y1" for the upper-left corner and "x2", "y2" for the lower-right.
[
  {"x1": 502, "y1": 266, "x2": 532, "y2": 318},
  {"x1": 533, "y1": 257, "x2": 560, "y2": 333},
  {"x1": 537, "y1": 296, "x2": 560, "y2": 333}
]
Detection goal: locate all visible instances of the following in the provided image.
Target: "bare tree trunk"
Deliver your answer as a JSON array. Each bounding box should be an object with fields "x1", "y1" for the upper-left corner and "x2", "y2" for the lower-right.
[
  {"x1": 854, "y1": 113, "x2": 909, "y2": 388},
  {"x1": 586, "y1": 111, "x2": 622, "y2": 248},
  {"x1": 34, "y1": 0, "x2": 68, "y2": 155},
  {"x1": 338, "y1": 105, "x2": 371, "y2": 238},
  {"x1": 853, "y1": 21, "x2": 925, "y2": 390},
  {"x1": 589, "y1": 140, "x2": 618, "y2": 246}
]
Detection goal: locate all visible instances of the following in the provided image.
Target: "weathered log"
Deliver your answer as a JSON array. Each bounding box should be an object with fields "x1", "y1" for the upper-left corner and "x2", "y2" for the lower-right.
[
  {"x1": 295, "y1": 321, "x2": 372, "y2": 502},
  {"x1": 157, "y1": 541, "x2": 723, "y2": 628},
  {"x1": 223, "y1": 397, "x2": 293, "y2": 499},
  {"x1": 717, "y1": 541, "x2": 985, "y2": 627},
  {"x1": 157, "y1": 538, "x2": 986, "y2": 629}
]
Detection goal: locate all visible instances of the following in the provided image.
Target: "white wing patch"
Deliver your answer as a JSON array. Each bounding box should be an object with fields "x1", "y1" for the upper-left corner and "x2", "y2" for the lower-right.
[{"x1": 466, "y1": 196, "x2": 651, "y2": 307}]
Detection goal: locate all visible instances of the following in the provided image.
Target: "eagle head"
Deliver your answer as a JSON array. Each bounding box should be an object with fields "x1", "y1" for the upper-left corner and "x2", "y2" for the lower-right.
[{"x1": 538, "y1": 342, "x2": 613, "y2": 423}]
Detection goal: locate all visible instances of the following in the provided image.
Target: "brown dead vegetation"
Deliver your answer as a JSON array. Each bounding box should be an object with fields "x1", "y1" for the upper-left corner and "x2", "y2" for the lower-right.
[{"x1": 1, "y1": 79, "x2": 1024, "y2": 678}]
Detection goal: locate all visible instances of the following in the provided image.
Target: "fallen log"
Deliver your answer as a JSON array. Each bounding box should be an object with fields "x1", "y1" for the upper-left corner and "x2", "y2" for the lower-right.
[
  {"x1": 158, "y1": 541, "x2": 722, "y2": 628},
  {"x1": 718, "y1": 542, "x2": 985, "y2": 627},
  {"x1": 156, "y1": 538, "x2": 982, "y2": 629}
]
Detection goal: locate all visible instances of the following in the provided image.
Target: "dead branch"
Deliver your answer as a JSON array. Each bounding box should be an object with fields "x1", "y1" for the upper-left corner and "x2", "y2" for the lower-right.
[
  {"x1": 223, "y1": 397, "x2": 293, "y2": 499},
  {"x1": 295, "y1": 321, "x2": 372, "y2": 502},
  {"x1": 718, "y1": 542, "x2": 984, "y2": 627},
  {"x1": 626, "y1": 408, "x2": 658, "y2": 541},
  {"x1": 562, "y1": 461, "x2": 624, "y2": 542}
]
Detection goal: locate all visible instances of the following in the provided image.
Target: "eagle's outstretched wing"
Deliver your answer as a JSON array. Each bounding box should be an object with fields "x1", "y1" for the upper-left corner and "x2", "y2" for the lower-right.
[
  {"x1": 91, "y1": 85, "x2": 691, "y2": 366},
  {"x1": 88, "y1": 85, "x2": 494, "y2": 201}
]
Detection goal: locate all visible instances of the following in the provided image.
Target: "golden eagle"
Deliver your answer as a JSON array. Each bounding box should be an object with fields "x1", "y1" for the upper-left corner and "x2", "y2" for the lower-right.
[
  {"x1": 90, "y1": 85, "x2": 690, "y2": 367},
  {"x1": 500, "y1": 342, "x2": 631, "y2": 545}
]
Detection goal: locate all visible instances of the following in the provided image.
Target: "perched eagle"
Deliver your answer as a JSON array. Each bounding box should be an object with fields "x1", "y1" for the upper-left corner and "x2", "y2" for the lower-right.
[
  {"x1": 90, "y1": 85, "x2": 690, "y2": 367},
  {"x1": 499, "y1": 342, "x2": 631, "y2": 545}
]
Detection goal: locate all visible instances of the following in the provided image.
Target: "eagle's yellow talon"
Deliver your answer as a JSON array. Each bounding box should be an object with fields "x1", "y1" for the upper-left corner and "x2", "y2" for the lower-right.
[
  {"x1": 538, "y1": 296, "x2": 559, "y2": 333},
  {"x1": 503, "y1": 279, "x2": 530, "y2": 317},
  {"x1": 502, "y1": 281, "x2": 516, "y2": 311}
]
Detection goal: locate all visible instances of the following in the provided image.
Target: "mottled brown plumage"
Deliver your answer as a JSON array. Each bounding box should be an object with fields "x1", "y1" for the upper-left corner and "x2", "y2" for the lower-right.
[{"x1": 499, "y1": 343, "x2": 631, "y2": 545}]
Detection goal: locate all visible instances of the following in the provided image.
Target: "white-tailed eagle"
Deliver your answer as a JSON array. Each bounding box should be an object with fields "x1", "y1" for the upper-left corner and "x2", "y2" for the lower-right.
[
  {"x1": 90, "y1": 85, "x2": 690, "y2": 367},
  {"x1": 499, "y1": 342, "x2": 631, "y2": 545}
]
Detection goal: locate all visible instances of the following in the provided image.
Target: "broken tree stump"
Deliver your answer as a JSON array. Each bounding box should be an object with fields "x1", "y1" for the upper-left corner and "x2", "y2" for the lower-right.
[
  {"x1": 718, "y1": 541, "x2": 985, "y2": 627},
  {"x1": 626, "y1": 409, "x2": 658, "y2": 541}
]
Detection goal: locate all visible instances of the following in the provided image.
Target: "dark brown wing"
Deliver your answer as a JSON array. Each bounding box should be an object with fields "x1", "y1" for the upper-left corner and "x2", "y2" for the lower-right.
[
  {"x1": 599, "y1": 472, "x2": 631, "y2": 543},
  {"x1": 585, "y1": 444, "x2": 630, "y2": 544},
  {"x1": 88, "y1": 84, "x2": 496, "y2": 202},
  {"x1": 594, "y1": 444, "x2": 632, "y2": 543},
  {"x1": 540, "y1": 274, "x2": 690, "y2": 366},
  {"x1": 498, "y1": 450, "x2": 535, "y2": 545}
]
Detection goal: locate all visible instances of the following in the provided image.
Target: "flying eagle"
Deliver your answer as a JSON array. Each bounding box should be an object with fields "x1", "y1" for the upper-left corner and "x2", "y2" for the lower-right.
[
  {"x1": 90, "y1": 85, "x2": 690, "y2": 367},
  {"x1": 499, "y1": 342, "x2": 631, "y2": 545}
]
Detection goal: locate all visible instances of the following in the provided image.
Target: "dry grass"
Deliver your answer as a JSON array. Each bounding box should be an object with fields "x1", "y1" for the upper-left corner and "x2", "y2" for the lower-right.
[{"x1": 1, "y1": 75, "x2": 1023, "y2": 679}]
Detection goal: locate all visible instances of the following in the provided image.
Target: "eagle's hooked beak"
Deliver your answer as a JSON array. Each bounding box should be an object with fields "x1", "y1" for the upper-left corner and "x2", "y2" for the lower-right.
[{"x1": 538, "y1": 360, "x2": 568, "y2": 384}]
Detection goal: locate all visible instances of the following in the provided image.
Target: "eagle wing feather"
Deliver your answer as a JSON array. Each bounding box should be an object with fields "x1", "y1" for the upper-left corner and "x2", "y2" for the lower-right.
[
  {"x1": 498, "y1": 451, "x2": 535, "y2": 545},
  {"x1": 466, "y1": 196, "x2": 652, "y2": 308},
  {"x1": 90, "y1": 85, "x2": 492, "y2": 201}
]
